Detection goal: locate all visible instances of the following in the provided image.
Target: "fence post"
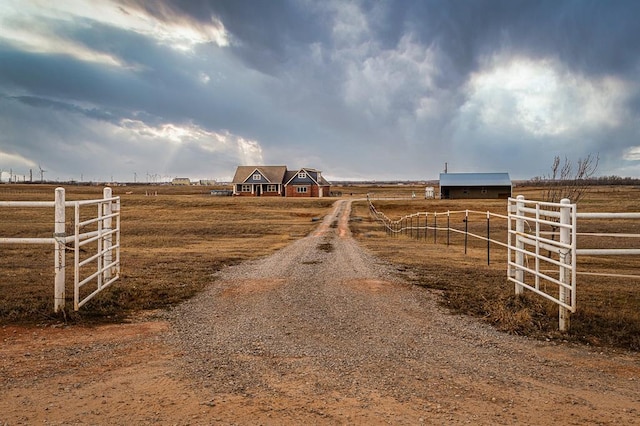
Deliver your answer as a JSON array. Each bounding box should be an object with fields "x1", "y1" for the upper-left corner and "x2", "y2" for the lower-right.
[
  {"x1": 515, "y1": 195, "x2": 525, "y2": 295},
  {"x1": 464, "y1": 210, "x2": 469, "y2": 254},
  {"x1": 559, "y1": 198, "x2": 572, "y2": 332},
  {"x1": 486, "y1": 211, "x2": 490, "y2": 265},
  {"x1": 425, "y1": 213, "x2": 428, "y2": 241},
  {"x1": 54, "y1": 187, "x2": 65, "y2": 312},
  {"x1": 410, "y1": 215, "x2": 413, "y2": 238},
  {"x1": 103, "y1": 187, "x2": 113, "y2": 281},
  {"x1": 434, "y1": 213, "x2": 437, "y2": 244},
  {"x1": 447, "y1": 211, "x2": 450, "y2": 246}
]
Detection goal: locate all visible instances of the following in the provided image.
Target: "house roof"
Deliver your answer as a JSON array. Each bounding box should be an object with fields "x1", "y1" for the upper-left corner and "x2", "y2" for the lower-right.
[
  {"x1": 232, "y1": 166, "x2": 287, "y2": 184},
  {"x1": 439, "y1": 172, "x2": 511, "y2": 187},
  {"x1": 284, "y1": 167, "x2": 331, "y2": 186},
  {"x1": 309, "y1": 168, "x2": 331, "y2": 186}
]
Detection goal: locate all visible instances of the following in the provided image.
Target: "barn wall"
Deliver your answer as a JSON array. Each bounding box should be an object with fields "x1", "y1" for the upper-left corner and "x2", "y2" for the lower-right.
[{"x1": 442, "y1": 186, "x2": 511, "y2": 199}]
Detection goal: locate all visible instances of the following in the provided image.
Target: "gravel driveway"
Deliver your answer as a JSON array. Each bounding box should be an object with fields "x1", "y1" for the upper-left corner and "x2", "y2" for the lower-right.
[{"x1": 166, "y1": 199, "x2": 640, "y2": 424}]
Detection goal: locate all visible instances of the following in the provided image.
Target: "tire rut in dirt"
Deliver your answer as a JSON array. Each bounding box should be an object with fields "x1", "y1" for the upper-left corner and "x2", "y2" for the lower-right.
[{"x1": 164, "y1": 201, "x2": 444, "y2": 398}]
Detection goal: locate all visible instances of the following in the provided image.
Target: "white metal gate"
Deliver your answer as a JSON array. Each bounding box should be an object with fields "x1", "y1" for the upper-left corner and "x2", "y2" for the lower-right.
[
  {"x1": 72, "y1": 187, "x2": 121, "y2": 310},
  {"x1": 507, "y1": 195, "x2": 576, "y2": 331},
  {"x1": 0, "y1": 187, "x2": 120, "y2": 311},
  {"x1": 508, "y1": 195, "x2": 640, "y2": 331}
]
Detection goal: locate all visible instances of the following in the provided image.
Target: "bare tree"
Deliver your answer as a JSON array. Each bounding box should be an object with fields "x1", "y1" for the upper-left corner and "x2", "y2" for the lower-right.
[
  {"x1": 540, "y1": 154, "x2": 599, "y2": 253},
  {"x1": 542, "y1": 153, "x2": 599, "y2": 204}
]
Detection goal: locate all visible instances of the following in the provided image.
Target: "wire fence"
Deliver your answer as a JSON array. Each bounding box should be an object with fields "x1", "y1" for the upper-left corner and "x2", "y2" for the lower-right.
[
  {"x1": 367, "y1": 195, "x2": 640, "y2": 278},
  {"x1": 366, "y1": 194, "x2": 640, "y2": 330},
  {"x1": 367, "y1": 195, "x2": 509, "y2": 265}
]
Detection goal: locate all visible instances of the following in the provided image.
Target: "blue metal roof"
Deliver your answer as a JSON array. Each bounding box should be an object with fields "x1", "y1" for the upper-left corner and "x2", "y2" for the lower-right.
[{"x1": 439, "y1": 172, "x2": 511, "y2": 187}]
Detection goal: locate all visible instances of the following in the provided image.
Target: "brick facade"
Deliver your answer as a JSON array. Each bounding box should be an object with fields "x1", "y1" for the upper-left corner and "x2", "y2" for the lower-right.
[{"x1": 232, "y1": 166, "x2": 330, "y2": 198}]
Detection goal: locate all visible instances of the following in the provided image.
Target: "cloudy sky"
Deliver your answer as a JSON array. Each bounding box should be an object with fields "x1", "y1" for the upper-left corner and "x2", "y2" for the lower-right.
[{"x1": 1, "y1": 0, "x2": 639, "y2": 182}]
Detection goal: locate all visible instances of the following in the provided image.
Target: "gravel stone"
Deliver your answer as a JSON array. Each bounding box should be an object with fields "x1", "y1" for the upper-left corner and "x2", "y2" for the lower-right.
[{"x1": 164, "y1": 200, "x2": 640, "y2": 422}]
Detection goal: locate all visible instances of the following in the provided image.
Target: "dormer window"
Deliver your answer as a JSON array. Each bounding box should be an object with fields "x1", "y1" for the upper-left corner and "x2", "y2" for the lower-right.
[
  {"x1": 298, "y1": 172, "x2": 306, "y2": 179},
  {"x1": 253, "y1": 174, "x2": 261, "y2": 180}
]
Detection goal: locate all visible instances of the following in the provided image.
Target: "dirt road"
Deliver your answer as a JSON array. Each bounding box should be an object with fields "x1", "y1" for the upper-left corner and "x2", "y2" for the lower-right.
[{"x1": 1, "y1": 200, "x2": 639, "y2": 424}]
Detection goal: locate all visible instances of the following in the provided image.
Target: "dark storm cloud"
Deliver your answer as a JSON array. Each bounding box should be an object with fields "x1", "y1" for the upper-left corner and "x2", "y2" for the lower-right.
[
  {"x1": 1, "y1": 0, "x2": 639, "y2": 181},
  {"x1": 141, "y1": 0, "x2": 640, "y2": 82},
  {"x1": 118, "y1": 0, "x2": 332, "y2": 74},
  {"x1": 355, "y1": 0, "x2": 640, "y2": 90},
  {"x1": 0, "y1": 32, "x2": 275, "y2": 143},
  {"x1": 7, "y1": 94, "x2": 124, "y2": 124}
]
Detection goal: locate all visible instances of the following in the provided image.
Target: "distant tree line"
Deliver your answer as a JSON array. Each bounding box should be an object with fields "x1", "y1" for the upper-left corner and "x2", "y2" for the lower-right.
[
  {"x1": 522, "y1": 175, "x2": 640, "y2": 187},
  {"x1": 522, "y1": 154, "x2": 640, "y2": 199}
]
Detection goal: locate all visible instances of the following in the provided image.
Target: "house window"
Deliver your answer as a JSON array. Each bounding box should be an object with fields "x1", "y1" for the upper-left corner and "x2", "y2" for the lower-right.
[
  {"x1": 241, "y1": 184, "x2": 252, "y2": 192},
  {"x1": 253, "y1": 174, "x2": 261, "y2": 180},
  {"x1": 296, "y1": 186, "x2": 308, "y2": 193},
  {"x1": 267, "y1": 185, "x2": 277, "y2": 192},
  {"x1": 298, "y1": 172, "x2": 307, "y2": 179}
]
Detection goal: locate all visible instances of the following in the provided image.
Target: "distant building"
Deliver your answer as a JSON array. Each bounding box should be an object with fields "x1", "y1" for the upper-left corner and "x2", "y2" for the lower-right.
[
  {"x1": 231, "y1": 165, "x2": 331, "y2": 197},
  {"x1": 425, "y1": 187, "x2": 435, "y2": 199},
  {"x1": 439, "y1": 172, "x2": 512, "y2": 199},
  {"x1": 171, "y1": 177, "x2": 191, "y2": 186}
]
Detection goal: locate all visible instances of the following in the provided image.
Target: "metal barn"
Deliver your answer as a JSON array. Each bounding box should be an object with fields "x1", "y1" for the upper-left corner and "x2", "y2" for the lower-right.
[{"x1": 439, "y1": 172, "x2": 512, "y2": 199}]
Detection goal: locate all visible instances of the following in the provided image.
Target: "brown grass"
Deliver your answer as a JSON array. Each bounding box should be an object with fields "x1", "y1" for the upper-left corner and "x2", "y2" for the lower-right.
[
  {"x1": 2, "y1": 183, "x2": 639, "y2": 351},
  {"x1": 0, "y1": 184, "x2": 333, "y2": 323},
  {"x1": 350, "y1": 184, "x2": 640, "y2": 351}
]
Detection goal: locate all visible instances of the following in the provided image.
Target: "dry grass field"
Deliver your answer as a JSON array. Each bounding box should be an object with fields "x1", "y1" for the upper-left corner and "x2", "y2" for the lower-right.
[
  {"x1": 350, "y1": 184, "x2": 640, "y2": 351},
  {"x1": 0, "y1": 184, "x2": 333, "y2": 322},
  {"x1": 1, "y1": 183, "x2": 639, "y2": 351}
]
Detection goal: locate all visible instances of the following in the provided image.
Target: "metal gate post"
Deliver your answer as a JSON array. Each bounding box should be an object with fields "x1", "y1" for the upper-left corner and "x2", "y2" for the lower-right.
[
  {"x1": 54, "y1": 187, "x2": 65, "y2": 312},
  {"x1": 446, "y1": 212, "x2": 450, "y2": 246},
  {"x1": 515, "y1": 195, "x2": 525, "y2": 295},
  {"x1": 103, "y1": 187, "x2": 113, "y2": 281},
  {"x1": 559, "y1": 198, "x2": 572, "y2": 331},
  {"x1": 464, "y1": 210, "x2": 469, "y2": 254},
  {"x1": 486, "y1": 211, "x2": 490, "y2": 265}
]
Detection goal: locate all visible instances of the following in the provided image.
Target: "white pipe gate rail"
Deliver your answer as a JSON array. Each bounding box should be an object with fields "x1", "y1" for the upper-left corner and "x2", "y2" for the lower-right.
[
  {"x1": 0, "y1": 187, "x2": 120, "y2": 311},
  {"x1": 508, "y1": 195, "x2": 640, "y2": 331},
  {"x1": 73, "y1": 188, "x2": 121, "y2": 310},
  {"x1": 368, "y1": 194, "x2": 640, "y2": 332},
  {"x1": 508, "y1": 196, "x2": 577, "y2": 331}
]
